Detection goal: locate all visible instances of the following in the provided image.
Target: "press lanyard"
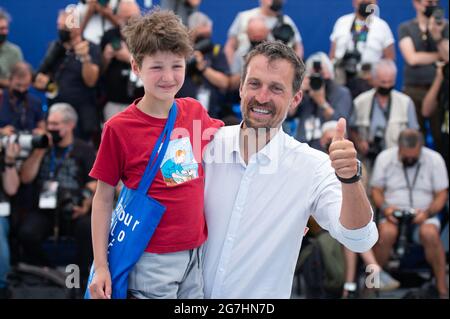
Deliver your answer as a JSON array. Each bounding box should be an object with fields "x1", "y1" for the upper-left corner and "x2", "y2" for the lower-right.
[
  {"x1": 49, "y1": 145, "x2": 72, "y2": 180},
  {"x1": 403, "y1": 163, "x2": 421, "y2": 208}
]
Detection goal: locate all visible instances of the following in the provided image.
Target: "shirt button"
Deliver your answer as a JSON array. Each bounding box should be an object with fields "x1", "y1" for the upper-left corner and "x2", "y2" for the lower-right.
[
  {"x1": 219, "y1": 268, "x2": 224, "y2": 273},
  {"x1": 227, "y1": 237, "x2": 233, "y2": 242}
]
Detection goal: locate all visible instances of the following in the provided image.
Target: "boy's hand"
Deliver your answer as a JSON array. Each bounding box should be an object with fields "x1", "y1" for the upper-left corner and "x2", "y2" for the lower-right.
[{"x1": 89, "y1": 266, "x2": 112, "y2": 299}]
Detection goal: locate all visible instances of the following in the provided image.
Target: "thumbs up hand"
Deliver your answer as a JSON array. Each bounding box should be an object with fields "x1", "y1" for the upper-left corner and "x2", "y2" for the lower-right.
[{"x1": 328, "y1": 118, "x2": 359, "y2": 180}]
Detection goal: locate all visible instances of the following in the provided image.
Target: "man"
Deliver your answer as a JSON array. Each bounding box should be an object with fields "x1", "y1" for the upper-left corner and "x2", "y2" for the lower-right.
[
  {"x1": 371, "y1": 129, "x2": 448, "y2": 299},
  {"x1": 34, "y1": 8, "x2": 101, "y2": 142},
  {"x1": 399, "y1": 0, "x2": 449, "y2": 154},
  {"x1": 229, "y1": 16, "x2": 270, "y2": 91},
  {"x1": 329, "y1": 0, "x2": 395, "y2": 95},
  {"x1": 0, "y1": 62, "x2": 45, "y2": 135},
  {"x1": 160, "y1": 0, "x2": 202, "y2": 26},
  {"x1": 350, "y1": 59, "x2": 419, "y2": 170},
  {"x1": 176, "y1": 12, "x2": 230, "y2": 119},
  {"x1": 202, "y1": 41, "x2": 378, "y2": 298},
  {"x1": 287, "y1": 52, "x2": 353, "y2": 150},
  {"x1": 224, "y1": 0, "x2": 303, "y2": 66},
  {"x1": 18, "y1": 103, "x2": 96, "y2": 294},
  {"x1": 0, "y1": 140, "x2": 20, "y2": 299},
  {"x1": 77, "y1": 0, "x2": 121, "y2": 46},
  {"x1": 101, "y1": 0, "x2": 141, "y2": 121},
  {"x1": 0, "y1": 8, "x2": 23, "y2": 89}
]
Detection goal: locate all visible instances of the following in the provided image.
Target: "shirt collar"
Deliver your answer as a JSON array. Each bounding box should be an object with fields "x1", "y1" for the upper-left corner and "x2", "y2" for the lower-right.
[{"x1": 228, "y1": 123, "x2": 286, "y2": 165}]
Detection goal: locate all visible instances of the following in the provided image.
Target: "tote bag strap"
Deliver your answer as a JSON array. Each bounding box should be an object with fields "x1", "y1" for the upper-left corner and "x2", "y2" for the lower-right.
[{"x1": 137, "y1": 102, "x2": 177, "y2": 194}]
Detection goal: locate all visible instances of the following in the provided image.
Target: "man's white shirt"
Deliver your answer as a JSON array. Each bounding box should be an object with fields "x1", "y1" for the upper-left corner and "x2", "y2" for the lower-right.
[{"x1": 202, "y1": 125, "x2": 378, "y2": 298}]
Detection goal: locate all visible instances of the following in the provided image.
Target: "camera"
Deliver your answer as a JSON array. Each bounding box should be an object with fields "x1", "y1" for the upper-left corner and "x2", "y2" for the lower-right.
[
  {"x1": 340, "y1": 50, "x2": 361, "y2": 77},
  {"x1": 81, "y1": 0, "x2": 109, "y2": 6},
  {"x1": 272, "y1": 16, "x2": 295, "y2": 45},
  {"x1": 310, "y1": 61, "x2": 324, "y2": 91},
  {"x1": 367, "y1": 126, "x2": 384, "y2": 161},
  {"x1": 0, "y1": 132, "x2": 49, "y2": 159},
  {"x1": 186, "y1": 37, "x2": 214, "y2": 76},
  {"x1": 392, "y1": 208, "x2": 416, "y2": 258},
  {"x1": 57, "y1": 188, "x2": 82, "y2": 220},
  {"x1": 433, "y1": 7, "x2": 445, "y2": 25}
]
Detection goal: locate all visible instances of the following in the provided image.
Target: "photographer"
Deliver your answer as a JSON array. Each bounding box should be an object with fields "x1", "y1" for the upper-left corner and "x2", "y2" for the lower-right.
[
  {"x1": 0, "y1": 62, "x2": 45, "y2": 136},
  {"x1": 18, "y1": 103, "x2": 96, "y2": 293},
  {"x1": 371, "y1": 129, "x2": 448, "y2": 299},
  {"x1": 350, "y1": 60, "x2": 419, "y2": 172},
  {"x1": 0, "y1": 8, "x2": 23, "y2": 89},
  {"x1": 399, "y1": 0, "x2": 449, "y2": 156},
  {"x1": 176, "y1": 12, "x2": 230, "y2": 119},
  {"x1": 286, "y1": 52, "x2": 352, "y2": 151},
  {"x1": 33, "y1": 8, "x2": 101, "y2": 142},
  {"x1": 224, "y1": 0, "x2": 303, "y2": 66},
  {"x1": 329, "y1": 0, "x2": 395, "y2": 96},
  {"x1": 100, "y1": 0, "x2": 141, "y2": 120},
  {"x1": 0, "y1": 140, "x2": 20, "y2": 299},
  {"x1": 77, "y1": 0, "x2": 121, "y2": 46},
  {"x1": 160, "y1": 0, "x2": 202, "y2": 26}
]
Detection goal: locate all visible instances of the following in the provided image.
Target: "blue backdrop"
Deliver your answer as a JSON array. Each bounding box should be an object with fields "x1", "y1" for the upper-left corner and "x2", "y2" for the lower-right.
[{"x1": 1, "y1": 0, "x2": 448, "y2": 88}]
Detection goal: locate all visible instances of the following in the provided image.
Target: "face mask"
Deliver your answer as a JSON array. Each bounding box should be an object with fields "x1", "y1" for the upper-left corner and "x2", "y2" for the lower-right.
[
  {"x1": 270, "y1": 0, "x2": 283, "y2": 13},
  {"x1": 358, "y1": 2, "x2": 372, "y2": 18},
  {"x1": 49, "y1": 129, "x2": 63, "y2": 145},
  {"x1": 402, "y1": 157, "x2": 418, "y2": 168},
  {"x1": 0, "y1": 34, "x2": 6, "y2": 44},
  {"x1": 424, "y1": 5, "x2": 437, "y2": 18},
  {"x1": 377, "y1": 86, "x2": 394, "y2": 96},
  {"x1": 12, "y1": 89, "x2": 28, "y2": 100},
  {"x1": 58, "y1": 29, "x2": 71, "y2": 43}
]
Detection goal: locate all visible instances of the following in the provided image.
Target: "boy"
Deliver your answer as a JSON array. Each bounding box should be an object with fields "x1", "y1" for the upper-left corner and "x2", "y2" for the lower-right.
[{"x1": 88, "y1": 10, "x2": 223, "y2": 299}]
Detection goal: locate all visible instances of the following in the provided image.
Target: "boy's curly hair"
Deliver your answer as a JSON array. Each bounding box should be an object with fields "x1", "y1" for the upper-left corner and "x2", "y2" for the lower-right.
[{"x1": 122, "y1": 8, "x2": 193, "y2": 67}]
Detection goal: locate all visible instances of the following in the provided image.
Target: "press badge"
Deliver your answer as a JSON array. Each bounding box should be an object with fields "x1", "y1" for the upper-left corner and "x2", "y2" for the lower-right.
[
  {"x1": 39, "y1": 181, "x2": 59, "y2": 209},
  {"x1": 0, "y1": 202, "x2": 11, "y2": 217},
  {"x1": 196, "y1": 86, "x2": 211, "y2": 111}
]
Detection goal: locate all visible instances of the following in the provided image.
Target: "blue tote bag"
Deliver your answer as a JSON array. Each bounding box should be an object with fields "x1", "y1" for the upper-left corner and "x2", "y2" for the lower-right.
[{"x1": 85, "y1": 103, "x2": 177, "y2": 299}]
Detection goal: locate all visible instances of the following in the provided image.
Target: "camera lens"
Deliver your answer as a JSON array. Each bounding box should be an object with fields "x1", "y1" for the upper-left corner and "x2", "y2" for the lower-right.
[{"x1": 31, "y1": 134, "x2": 49, "y2": 149}]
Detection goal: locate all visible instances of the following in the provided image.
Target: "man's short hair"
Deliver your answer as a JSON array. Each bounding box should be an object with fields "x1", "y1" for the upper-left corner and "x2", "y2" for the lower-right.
[
  {"x1": 122, "y1": 8, "x2": 193, "y2": 67},
  {"x1": 9, "y1": 62, "x2": 33, "y2": 80},
  {"x1": 372, "y1": 59, "x2": 397, "y2": 79},
  {"x1": 49, "y1": 103, "x2": 78, "y2": 126},
  {"x1": 188, "y1": 11, "x2": 212, "y2": 30},
  {"x1": 398, "y1": 129, "x2": 423, "y2": 148},
  {"x1": 0, "y1": 7, "x2": 11, "y2": 23},
  {"x1": 242, "y1": 41, "x2": 305, "y2": 94}
]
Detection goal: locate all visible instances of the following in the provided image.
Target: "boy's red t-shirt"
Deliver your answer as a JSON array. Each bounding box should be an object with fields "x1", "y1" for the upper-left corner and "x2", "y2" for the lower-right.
[{"x1": 90, "y1": 97, "x2": 223, "y2": 253}]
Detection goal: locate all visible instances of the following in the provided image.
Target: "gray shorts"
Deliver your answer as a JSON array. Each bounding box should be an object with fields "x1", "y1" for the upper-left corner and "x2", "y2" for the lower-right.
[
  {"x1": 128, "y1": 247, "x2": 204, "y2": 299},
  {"x1": 379, "y1": 216, "x2": 441, "y2": 244}
]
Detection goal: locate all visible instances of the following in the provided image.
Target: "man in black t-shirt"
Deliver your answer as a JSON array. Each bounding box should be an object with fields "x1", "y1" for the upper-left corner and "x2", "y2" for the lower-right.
[
  {"x1": 100, "y1": 0, "x2": 142, "y2": 121},
  {"x1": 398, "y1": 0, "x2": 449, "y2": 152},
  {"x1": 176, "y1": 12, "x2": 230, "y2": 119},
  {"x1": 34, "y1": 9, "x2": 101, "y2": 142},
  {"x1": 18, "y1": 103, "x2": 96, "y2": 291}
]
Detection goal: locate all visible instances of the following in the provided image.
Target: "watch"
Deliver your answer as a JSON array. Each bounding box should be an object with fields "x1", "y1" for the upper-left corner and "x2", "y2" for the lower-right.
[{"x1": 336, "y1": 160, "x2": 362, "y2": 184}]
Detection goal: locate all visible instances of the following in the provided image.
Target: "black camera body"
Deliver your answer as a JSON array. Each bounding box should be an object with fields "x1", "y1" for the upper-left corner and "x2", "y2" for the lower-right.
[
  {"x1": 340, "y1": 50, "x2": 361, "y2": 77},
  {"x1": 367, "y1": 127, "x2": 384, "y2": 161},
  {"x1": 392, "y1": 208, "x2": 416, "y2": 258},
  {"x1": 272, "y1": 16, "x2": 295, "y2": 45},
  {"x1": 57, "y1": 188, "x2": 82, "y2": 220},
  {"x1": 186, "y1": 37, "x2": 215, "y2": 77},
  {"x1": 310, "y1": 61, "x2": 324, "y2": 91}
]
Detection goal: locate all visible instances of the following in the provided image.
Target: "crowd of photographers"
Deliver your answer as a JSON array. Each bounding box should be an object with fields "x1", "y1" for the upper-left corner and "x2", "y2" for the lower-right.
[{"x1": 0, "y1": 0, "x2": 448, "y2": 299}]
